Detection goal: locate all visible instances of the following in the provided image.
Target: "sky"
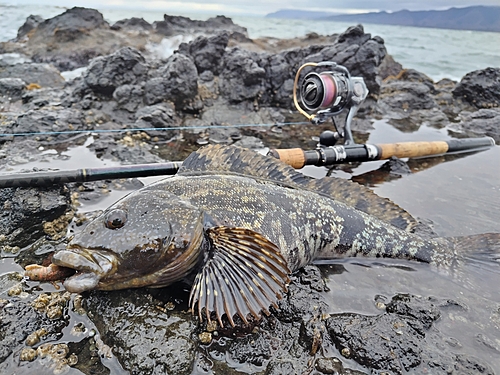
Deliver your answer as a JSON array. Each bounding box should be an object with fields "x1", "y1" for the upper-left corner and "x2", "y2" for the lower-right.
[{"x1": 6, "y1": 0, "x2": 500, "y2": 16}]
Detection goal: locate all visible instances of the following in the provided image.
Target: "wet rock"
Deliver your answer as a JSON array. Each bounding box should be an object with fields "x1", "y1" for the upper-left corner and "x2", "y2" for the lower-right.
[
  {"x1": 189, "y1": 99, "x2": 284, "y2": 130},
  {"x1": 84, "y1": 289, "x2": 197, "y2": 375},
  {"x1": 178, "y1": 33, "x2": 229, "y2": 75},
  {"x1": 31, "y1": 7, "x2": 109, "y2": 44},
  {"x1": 379, "y1": 53, "x2": 403, "y2": 80},
  {"x1": 233, "y1": 136, "x2": 265, "y2": 149},
  {"x1": 0, "y1": 78, "x2": 26, "y2": 102},
  {"x1": 144, "y1": 53, "x2": 198, "y2": 108},
  {"x1": 153, "y1": 13, "x2": 247, "y2": 36},
  {"x1": 219, "y1": 47, "x2": 266, "y2": 103},
  {"x1": 111, "y1": 17, "x2": 153, "y2": 32},
  {"x1": 16, "y1": 15, "x2": 45, "y2": 41},
  {"x1": 0, "y1": 297, "x2": 68, "y2": 367},
  {"x1": 449, "y1": 108, "x2": 500, "y2": 143},
  {"x1": 0, "y1": 186, "x2": 71, "y2": 248},
  {"x1": 7, "y1": 107, "x2": 85, "y2": 142},
  {"x1": 452, "y1": 67, "x2": 500, "y2": 109},
  {"x1": 0, "y1": 62, "x2": 65, "y2": 88},
  {"x1": 380, "y1": 156, "x2": 412, "y2": 176},
  {"x1": 113, "y1": 84, "x2": 144, "y2": 112},
  {"x1": 134, "y1": 102, "x2": 181, "y2": 140},
  {"x1": 84, "y1": 47, "x2": 148, "y2": 96},
  {"x1": 378, "y1": 80, "x2": 437, "y2": 113},
  {"x1": 326, "y1": 294, "x2": 494, "y2": 374}
]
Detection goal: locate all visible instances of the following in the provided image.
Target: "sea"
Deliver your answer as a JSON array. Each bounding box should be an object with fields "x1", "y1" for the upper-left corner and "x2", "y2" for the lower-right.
[{"x1": 1, "y1": 2, "x2": 500, "y2": 82}]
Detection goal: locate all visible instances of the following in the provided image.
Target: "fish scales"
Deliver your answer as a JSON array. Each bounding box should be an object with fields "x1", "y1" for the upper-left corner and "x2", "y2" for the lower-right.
[
  {"x1": 145, "y1": 174, "x2": 448, "y2": 271},
  {"x1": 46, "y1": 145, "x2": 499, "y2": 327}
]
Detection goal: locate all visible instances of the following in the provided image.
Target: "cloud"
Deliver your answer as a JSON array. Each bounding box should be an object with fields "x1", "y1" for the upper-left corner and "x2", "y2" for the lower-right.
[{"x1": 9, "y1": 0, "x2": 500, "y2": 16}]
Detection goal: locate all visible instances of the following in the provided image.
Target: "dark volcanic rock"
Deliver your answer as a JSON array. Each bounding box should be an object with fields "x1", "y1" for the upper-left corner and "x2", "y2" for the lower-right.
[
  {"x1": 84, "y1": 47, "x2": 148, "y2": 96},
  {"x1": 0, "y1": 186, "x2": 71, "y2": 248},
  {"x1": 378, "y1": 80, "x2": 437, "y2": 112},
  {"x1": 449, "y1": 108, "x2": 500, "y2": 143},
  {"x1": 0, "y1": 63, "x2": 64, "y2": 88},
  {"x1": 178, "y1": 33, "x2": 229, "y2": 75},
  {"x1": 84, "y1": 289, "x2": 196, "y2": 375},
  {"x1": 0, "y1": 78, "x2": 26, "y2": 101},
  {"x1": 154, "y1": 13, "x2": 247, "y2": 36},
  {"x1": 8, "y1": 107, "x2": 86, "y2": 141},
  {"x1": 0, "y1": 294, "x2": 69, "y2": 365},
  {"x1": 219, "y1": 47, "x2": 266, "y2": 103},
  {"x1": 378, "y1": 54, "x2": 403, "y2": 80},
  {"x1": 144, "y1": 53, "x2": 198, "y2": 108},
  {"x1": 452, "y1": 67, "x2": 500, "y2": 109},
  {"x1": 113, "y1": 84, "x2": 144, "y2": 112},
  {"x1": 111, "y1": 17, "x2": 153, "y2": 31},
  {"x1": 32, "y1": 7, "x2": 109, "y2": 44},
  {"x1": 327, "y1": 294, "x2": 494, "y2": 374},
  {"x1": 134, "y1": 102, "x2": 181, "y2": 140},
  {"x1": 16, "y1": 15, "x2": 44, "y2": 41}
]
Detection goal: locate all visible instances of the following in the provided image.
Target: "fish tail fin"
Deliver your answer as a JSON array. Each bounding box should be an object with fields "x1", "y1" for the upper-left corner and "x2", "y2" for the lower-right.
[{"x1": 448, "y1": 233, "x2": 500, "y2": 272}]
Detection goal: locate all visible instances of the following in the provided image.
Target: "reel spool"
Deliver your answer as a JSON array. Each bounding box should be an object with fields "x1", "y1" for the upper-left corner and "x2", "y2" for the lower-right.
[{"x1": 293, "y1": 62, "x2": 368, "y2": 145}]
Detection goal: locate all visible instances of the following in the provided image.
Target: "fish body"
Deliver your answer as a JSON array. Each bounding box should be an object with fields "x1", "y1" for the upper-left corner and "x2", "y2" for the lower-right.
[
  {"x1": 147, "y1": 173, "x2": 444, "y2": 271},
  {"x1": 51, "y1": 145, "x2": 497, "y2": 326}
]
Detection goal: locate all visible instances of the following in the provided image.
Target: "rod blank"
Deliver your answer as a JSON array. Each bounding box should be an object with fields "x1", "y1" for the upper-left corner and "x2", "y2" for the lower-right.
[{"x1": 0, "y1": 162, "x2": 182, "y2": 189}]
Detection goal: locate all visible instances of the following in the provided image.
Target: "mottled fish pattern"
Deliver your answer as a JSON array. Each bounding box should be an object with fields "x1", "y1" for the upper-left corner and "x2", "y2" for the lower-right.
[{"x1": 49, "y1": 144, "x2": 499, "y2": 327}]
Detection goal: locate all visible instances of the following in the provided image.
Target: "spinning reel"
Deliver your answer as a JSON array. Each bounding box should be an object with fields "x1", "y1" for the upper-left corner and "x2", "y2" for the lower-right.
[{"x1": 293, "y1": 62, "x2": 369, "y2": 146}]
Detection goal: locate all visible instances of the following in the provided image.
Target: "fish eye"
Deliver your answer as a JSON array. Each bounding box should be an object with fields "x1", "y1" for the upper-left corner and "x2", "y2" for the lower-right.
[{"x1": 104, "y1": 209, "x2": 127, "y2": 229}]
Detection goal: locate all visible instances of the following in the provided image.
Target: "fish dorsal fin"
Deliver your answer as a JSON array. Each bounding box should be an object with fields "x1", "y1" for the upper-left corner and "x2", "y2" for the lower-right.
[
  {"x1": 178, "y1": 144, "x2": 312, "y2": 185},
  {"x1": 305, "y1": 178, "x2": 418, "y2": 232},
  {"x1": 189, "y1": 226, "x2": 291, "y2": 327},
  {"x1": 180, "y1": 145, "x2": 417, "y2": 231}
]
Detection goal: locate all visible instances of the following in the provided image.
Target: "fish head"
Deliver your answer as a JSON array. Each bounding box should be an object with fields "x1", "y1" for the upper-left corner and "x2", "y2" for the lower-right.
[{"x1": 53, "y1": 189, "x2": 205, "y2": 293}]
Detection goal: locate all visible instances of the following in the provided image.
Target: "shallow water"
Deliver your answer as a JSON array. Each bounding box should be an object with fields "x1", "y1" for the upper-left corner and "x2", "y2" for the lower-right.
[{"x1": 0, "y1": 119, "x2": 499, "y2": 372}]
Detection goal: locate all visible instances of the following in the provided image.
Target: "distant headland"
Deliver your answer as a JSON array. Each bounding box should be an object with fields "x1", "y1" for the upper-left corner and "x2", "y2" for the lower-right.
[{"x1": 266, "y1": 6, "x2": 500, "y2": 33}]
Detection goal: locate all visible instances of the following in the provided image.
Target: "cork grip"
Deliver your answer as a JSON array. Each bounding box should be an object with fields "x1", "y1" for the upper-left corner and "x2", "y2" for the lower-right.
[
  {"x1": 271, "y1": 148, "x2": 307, "y2": 169},
  {"x1": 378, "y1": 141, "x2": 449, "y2": 159}
]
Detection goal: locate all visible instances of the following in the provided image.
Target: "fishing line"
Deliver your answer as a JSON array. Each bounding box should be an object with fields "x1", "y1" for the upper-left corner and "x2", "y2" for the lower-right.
[{"x1": 0, "y1": 121, "x2": 311, "y2": 138}]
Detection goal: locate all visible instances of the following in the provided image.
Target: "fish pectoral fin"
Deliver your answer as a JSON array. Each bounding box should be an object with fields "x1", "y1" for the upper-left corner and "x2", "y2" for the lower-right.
[{"x1": 189, "y1": 226, "x2": 291, "y2": 328}]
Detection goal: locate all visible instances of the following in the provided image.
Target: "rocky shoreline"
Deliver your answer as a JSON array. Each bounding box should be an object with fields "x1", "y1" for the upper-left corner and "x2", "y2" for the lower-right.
[{"x1": 0, "y1": 7, "x2": 499, "y2": 375}]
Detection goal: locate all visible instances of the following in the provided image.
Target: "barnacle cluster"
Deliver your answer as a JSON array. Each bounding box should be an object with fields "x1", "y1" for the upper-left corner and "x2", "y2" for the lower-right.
[
  {"x1": 31, "y1": 291, "x2": 71, "y2": 319},
  {"x1": 20, "y1": 343, "x2": 78, "y2": 374}
]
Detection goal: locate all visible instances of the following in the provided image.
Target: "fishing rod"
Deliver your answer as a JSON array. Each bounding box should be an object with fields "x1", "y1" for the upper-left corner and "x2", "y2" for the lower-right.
[
  {"x1": 268, "y1": 137, "x2": 495, "y2": 169},
  {"x1": 274, "y1": 61, "x2": 496, "y2": 167},
  {"x1": 0, "y1": 62, "x2": 495, "y2": 188},
  {"x1": 0, "y1": 136, "x2": 493, "y2": 188}
]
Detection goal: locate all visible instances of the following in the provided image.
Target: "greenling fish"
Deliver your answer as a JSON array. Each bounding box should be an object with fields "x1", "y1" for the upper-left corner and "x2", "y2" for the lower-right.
[{"x1": 51, "y1": 145, "x2": 499, "y2": 326}]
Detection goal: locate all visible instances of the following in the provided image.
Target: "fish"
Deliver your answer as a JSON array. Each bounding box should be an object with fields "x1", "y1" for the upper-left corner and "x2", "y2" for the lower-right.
[{"x1": 50, "y1": 144, "x2": 500, "y2": 327}]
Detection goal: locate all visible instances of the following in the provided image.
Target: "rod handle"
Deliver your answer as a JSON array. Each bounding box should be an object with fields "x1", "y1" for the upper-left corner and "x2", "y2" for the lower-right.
[
  {"x1": 377, "y1": 141, "x2": 449, "y2": 159},
  {"x1": 267, "y1": 148, "x2": 306, "y2": 169}
]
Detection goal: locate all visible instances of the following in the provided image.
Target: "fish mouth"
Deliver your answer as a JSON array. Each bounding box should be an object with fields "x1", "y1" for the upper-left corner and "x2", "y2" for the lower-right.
[{"x1": 52, "y1": 247, "x2": 117, "y2": 294}]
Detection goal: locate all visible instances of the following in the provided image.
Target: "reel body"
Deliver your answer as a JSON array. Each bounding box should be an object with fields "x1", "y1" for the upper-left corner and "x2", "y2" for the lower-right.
[{"x1": 293, "y1": 62, "x2": 368, "y2": 145}]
